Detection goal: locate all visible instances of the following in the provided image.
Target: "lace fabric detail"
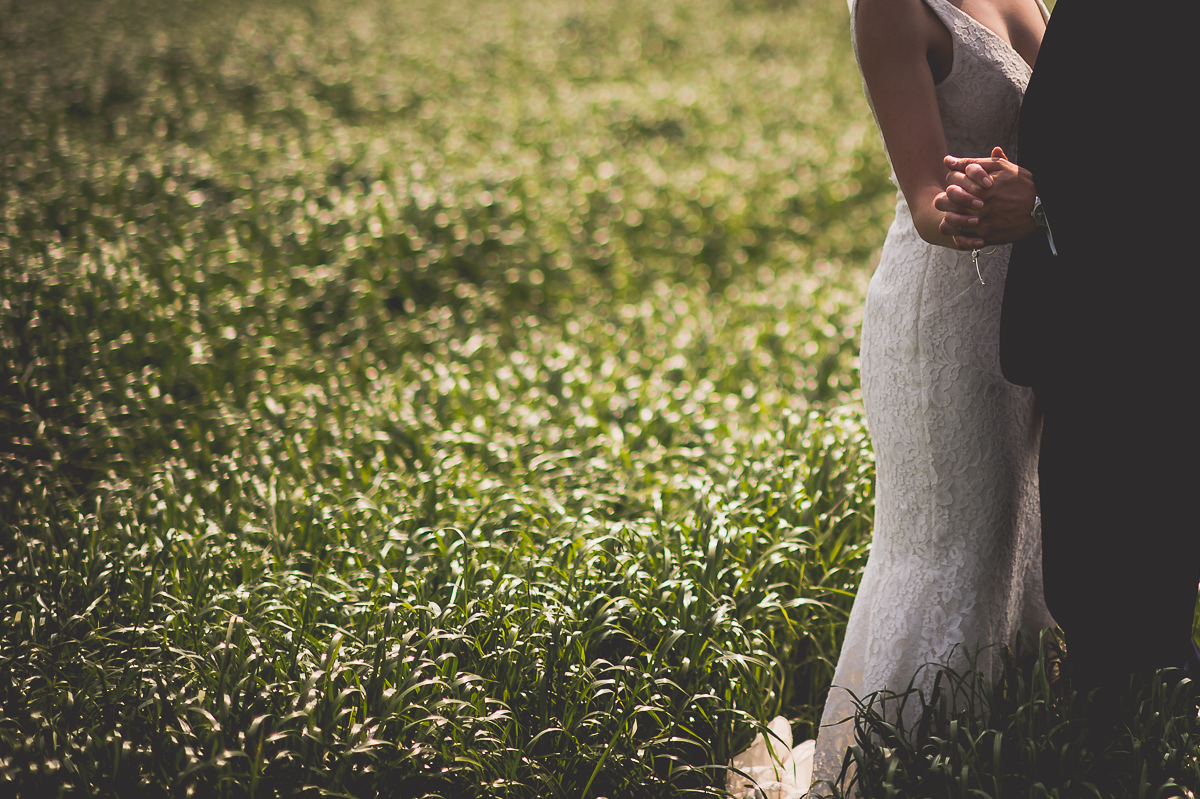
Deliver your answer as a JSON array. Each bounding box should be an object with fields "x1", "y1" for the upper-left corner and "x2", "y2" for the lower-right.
[{"x1": 810, "y1": 0, "x2": 1054, "y2": 792}]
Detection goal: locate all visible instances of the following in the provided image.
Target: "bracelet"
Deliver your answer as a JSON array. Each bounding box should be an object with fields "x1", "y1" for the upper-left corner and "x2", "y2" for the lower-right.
[{"x1": 971, "y1": 246, "x2": 998, "y2": 285}]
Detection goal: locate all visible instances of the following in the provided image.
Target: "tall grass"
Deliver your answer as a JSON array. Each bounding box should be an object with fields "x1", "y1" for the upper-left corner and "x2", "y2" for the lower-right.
[
  {"x1": 7, "y1": 0, "x2": 1198, "y2": 796},
  {"x1": 1, "y1": 0, "x2": 889, "y2": 794},
  {"x1": 837, "y1": 633, "x2": 1200, "y2": 799}
]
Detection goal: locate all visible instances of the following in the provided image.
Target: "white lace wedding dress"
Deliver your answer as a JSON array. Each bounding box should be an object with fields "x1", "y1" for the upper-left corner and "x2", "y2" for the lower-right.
[
  {"x1": 811, "y1": 0, "x2": 1055, "y2": 791},
  {"x1": 728, "y1": 1, "x2": 1055, "y2": 796}
]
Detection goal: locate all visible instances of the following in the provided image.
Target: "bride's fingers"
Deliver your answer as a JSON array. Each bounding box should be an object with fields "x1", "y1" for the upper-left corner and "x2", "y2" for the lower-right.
[
  {"x1": 944, "y1": 213, "x2": 979, "y2": 229},
  {"x1": 963, "y1": 162, "x2": 993, "y2": 188},
  {"x1": 935, "y1": 207, "x2": 980, "y2": 228},
  {"x1": 940, "y1": 213, "x2": 979, "y2": 231},
  {"x1": 941, "y1": 183, "x2": 985, "y2": 209},
  {"x1": 944, "y1": 153, "x2": 1008, "y2": 174},
  {"x1": 938, "y1": 216, "x2": 983, "y2": 248},
  {"x1": 933, "y1": 192, "x2": 980, "y2": 223},
  {"x1": 949, "y1": 184, "x2": 985, "y2": 207},
  {"x1": 943, "y1": 171, "x2": 989, "y2": 199}
]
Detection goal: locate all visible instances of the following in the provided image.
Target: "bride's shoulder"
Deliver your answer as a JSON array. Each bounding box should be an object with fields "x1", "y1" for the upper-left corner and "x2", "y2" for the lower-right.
[
  {"x1": 854, "y1": 0, "x2": 939, "y2": 30},
  {"x1": 854, "y1": 0, "x2": 944, "y2": 60}
]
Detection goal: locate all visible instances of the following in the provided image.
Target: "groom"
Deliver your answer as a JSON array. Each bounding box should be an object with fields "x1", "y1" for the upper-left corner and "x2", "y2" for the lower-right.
[{"x1": 936, "y1": 0, "x2": 1199, "y2": 692}]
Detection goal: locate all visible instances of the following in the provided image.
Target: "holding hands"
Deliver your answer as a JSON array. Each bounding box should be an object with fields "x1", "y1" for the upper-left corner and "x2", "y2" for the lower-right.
[{"x1": 935, "y1": 146, "x2": 1039, "y2": 250}]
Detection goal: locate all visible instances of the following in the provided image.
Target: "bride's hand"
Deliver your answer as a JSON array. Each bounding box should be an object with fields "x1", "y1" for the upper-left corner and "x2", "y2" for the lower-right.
[
  {"x1": 933, "y1": 150, "x2": 1003, "y2": 248},
  {"x1": 936, "y1": 147, "x2": 1039, "y2": 248},
  {"x1": 935, "y1": 149, "x2": 1005, "y2": 247}
]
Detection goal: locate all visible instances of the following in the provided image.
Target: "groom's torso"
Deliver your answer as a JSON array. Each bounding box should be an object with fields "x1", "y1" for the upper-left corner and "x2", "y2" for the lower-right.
[{"x1": 1002, "y1": 0, "x2": 1196, "y2": 390}]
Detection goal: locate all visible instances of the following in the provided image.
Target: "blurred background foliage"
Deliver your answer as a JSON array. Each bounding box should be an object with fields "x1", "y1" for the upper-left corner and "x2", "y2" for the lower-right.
[{"x1": 0, "y1": 0, "x2": 895, "y2": 794}]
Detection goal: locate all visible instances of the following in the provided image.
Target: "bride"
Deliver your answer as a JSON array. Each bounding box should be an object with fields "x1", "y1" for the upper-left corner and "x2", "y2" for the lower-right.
[{"x1": 731, "y1": 0, "x2": 1054, "y2": 795}]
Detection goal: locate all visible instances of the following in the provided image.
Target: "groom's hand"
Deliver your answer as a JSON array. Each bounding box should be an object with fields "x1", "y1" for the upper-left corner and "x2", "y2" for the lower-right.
[{"x1": 936, "y1": 147, "x2": 1039, "y2": 248}]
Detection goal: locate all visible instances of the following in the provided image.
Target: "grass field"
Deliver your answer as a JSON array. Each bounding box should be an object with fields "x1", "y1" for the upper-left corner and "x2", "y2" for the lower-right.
[
  {"x1": 1, "y1": 0, "x2": 889, "y2": 794},
  {"x1": 4, "y1": 0, "x2": 1200, "y2": 796}
]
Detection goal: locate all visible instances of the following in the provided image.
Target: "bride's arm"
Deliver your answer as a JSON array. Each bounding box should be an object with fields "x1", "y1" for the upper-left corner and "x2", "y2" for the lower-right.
[{"x1": 855, "y1": 0, "x2": 967, "y2": 249}]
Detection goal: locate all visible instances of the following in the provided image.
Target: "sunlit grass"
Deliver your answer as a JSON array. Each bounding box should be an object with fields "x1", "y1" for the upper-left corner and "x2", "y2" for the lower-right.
[
  {"x1": 1, "y1": 0, "x2": 887, "y2": 794},
  {"x1": 4, "y1": 0, "x2": 1195, "y2": 791},
  {"x1": 11, "y1": 0, "x2": 1179, "y2": 795}
]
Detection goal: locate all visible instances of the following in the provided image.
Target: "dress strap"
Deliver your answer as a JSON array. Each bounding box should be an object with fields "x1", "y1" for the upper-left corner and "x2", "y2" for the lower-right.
[{"x1": 918, "y1": 0, "x2": 967, "y2": 36}]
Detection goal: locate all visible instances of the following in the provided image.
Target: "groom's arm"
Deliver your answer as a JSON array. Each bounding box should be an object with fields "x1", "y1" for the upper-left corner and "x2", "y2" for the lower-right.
[{"x1": 934, "y1": 149, "x2": 1041, "y2": 249}]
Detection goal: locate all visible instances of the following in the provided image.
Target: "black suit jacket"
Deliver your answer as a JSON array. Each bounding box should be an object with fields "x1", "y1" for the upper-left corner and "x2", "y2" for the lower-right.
[{"x1": 999, "y1": 0, "x2": 1195, "y2": 393}]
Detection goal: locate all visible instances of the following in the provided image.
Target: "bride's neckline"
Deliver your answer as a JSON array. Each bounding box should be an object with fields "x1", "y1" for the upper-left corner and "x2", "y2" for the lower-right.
[{"x1": 931, "y1": 0, "x2": 1042, "y2": 73}]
